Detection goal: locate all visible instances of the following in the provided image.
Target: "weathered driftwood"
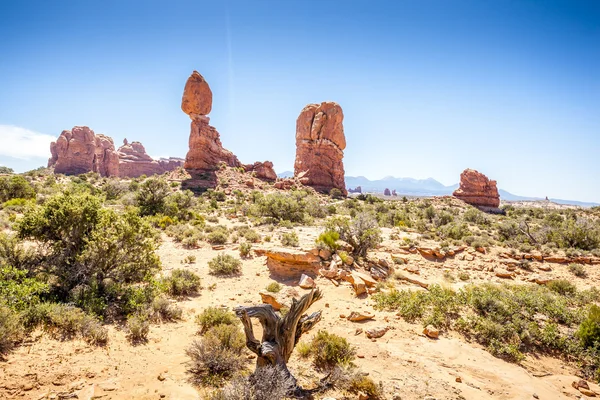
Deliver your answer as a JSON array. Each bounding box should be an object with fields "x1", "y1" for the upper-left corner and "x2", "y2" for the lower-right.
[{"x1": 234, "y1": 289, "x2": 323, "y2": 394}]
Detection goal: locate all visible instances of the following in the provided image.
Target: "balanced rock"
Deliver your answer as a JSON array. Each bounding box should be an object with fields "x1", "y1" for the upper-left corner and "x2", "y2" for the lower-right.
[
  {"x1": 117, "y1": 140, "x2": 183, "y2": 178},
  {"x1": 181, "y1": 71, "x2": 276, "y2": 183},
  {"x1": 453, "y1": 169, "x2": 500, "y2": 208},
  {"x1": 48, "y1": 126, "x2": 119, "y2": 177},
  {"x1": 181, "y1": 70, "x2": 212, "y2": 117},
  {"x1": 294, "y1": 102, "x2": 347, "y2": 195}
]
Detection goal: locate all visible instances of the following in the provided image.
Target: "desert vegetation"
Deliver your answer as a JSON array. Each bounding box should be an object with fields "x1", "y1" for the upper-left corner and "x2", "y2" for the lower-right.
[{"x1": 1, "y1": 167, "x2": 600, "y2": 399}]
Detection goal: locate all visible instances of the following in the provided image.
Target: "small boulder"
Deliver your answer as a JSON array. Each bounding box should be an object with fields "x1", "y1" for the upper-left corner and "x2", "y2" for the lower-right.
[
  {"x1": 298, "y1": 274, "x2": 316, "y2": 289},
  {"x1": 423, "y1": 325, "x2": 439, "y2": 339},
  {"x1": 347, "y1": 312, "x2": 375, "y2": 322},
  {"x1": 366, "y1": 326, "x2": 389, "y2": 339}
]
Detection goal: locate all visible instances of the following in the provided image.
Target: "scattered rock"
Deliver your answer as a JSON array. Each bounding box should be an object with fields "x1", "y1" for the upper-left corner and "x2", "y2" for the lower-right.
[
  {"x1": 423, "y1": 325, "x2": 439, "y2": 339},
  {"x1": 259, "y1": 291, "x2": 284, "y2": 310},
  {"x1": 298, "y1": 274, "x2": 316, "y2": 289},
  {"x1": 366, "y1": 326, "x2": 389, "y2": 339},
  {"x1": 264, "y1": 248, "x2": 321, "y2": 279},
  {"x1": 347, "y1": 312, "x2": 375, "y2": 322},
  {"x1": 495, "y1": 269, "x2": 514, "y2": 279}
]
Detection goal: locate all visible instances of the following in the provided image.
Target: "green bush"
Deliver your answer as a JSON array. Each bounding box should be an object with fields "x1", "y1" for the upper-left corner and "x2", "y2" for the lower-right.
[
  {"x1": 136, "y1": 177, "x2": 170, "y2": 216},
  {"x1": 373, "y1": 282, "x2": 598, "y2": 370},
  {"x1": 32, "y1": 303, "x2": 108, "y2": 345},
  {"x1": 280, "y1": 231, "x2": 299, "y2": 247},
  {"x1": 186, "y1": 327, "x2": 247, "y2": 386},
  {"x1": 17, "y1": 193, "x2": 161, "y2": 318},
  {"x1": 149, "y1": 296, "x2": 182, "y2": 322},
  {"x1": 316, "y1": 230, "x2": 340, "y2": 251},
  {"x1": 127, "y1": 314, "x2": 150, "y2": 343},
  {"x1": 578, "y1": 305, "x2": 600, "y2": 349},
  {"x1": 547, "y1": 279, "x2": 577, "y2": 297},
  {"x1": 162, "y1": 269, "x2": 202, "y2": 297},
  {"x1": 0, "y1": 175, "x2": 36, "y2": 203},
  {"x1": 0, "y1": 264, "x2": 48, "y2": 310},
  {"x1": 326, "y1": 213, "x2": 382, "y2": 257},
  {"x1": 208, "y1": 254, "x2": 242, "y2": 276},
  {"x1": 195, "y1": 307, "x2": 238, "y2": 334},
  {"x1": 239, "y1": 242, "x2": 252, "y2": 258},
  {"x1": 252, "y1": 192, "x2": 305, "y2": 223},
  {"x1": 206, "y1": 225, "x2": 229, "y2": 245},
  {"x1": 568, "y1": 263, "x2": 587, "y2": 278},
  {"x1": 0, "y1": 304, "x2": 22, "y2": 354},
  {"x1": 310, "y1": 330, "x2": 356, "y2": 370},
  {"x1": 266, "y1": 282, "x2": 282, "y2": 293}
]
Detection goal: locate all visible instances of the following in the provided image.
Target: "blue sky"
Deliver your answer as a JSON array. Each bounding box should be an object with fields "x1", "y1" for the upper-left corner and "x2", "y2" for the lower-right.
[{"x1": 0, "y1": 0, "x2": 598, "y2": 202}]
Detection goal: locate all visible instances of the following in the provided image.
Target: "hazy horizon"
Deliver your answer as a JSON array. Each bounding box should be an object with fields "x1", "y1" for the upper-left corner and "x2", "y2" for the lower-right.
[{"x1": 1, "y1": 0, "x2": 599, "y2": 202}]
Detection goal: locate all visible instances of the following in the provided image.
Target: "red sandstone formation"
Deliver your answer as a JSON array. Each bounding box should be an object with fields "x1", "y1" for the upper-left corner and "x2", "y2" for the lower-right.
[
  {"x1": 48, "y1": 126, "x2": 119, "y2": 177},
  {"x1": 294, "y1": 102, "x2": 347, "y2": 195},
  {"x1": 181, "y1": 70, "x2": 276, "y2": 182},
  {"x1": 453, "y1": 169, "x2": 500, "y2": 208},
  {"x1": 244, "y1": 161, "x2": 277, "y2": 181},
  {"x1": 117, "y1": 139, "x2": 184, "y2": 178},
  {"x1": 384, "y1": 188, "x2": 391, "y2": 196}
]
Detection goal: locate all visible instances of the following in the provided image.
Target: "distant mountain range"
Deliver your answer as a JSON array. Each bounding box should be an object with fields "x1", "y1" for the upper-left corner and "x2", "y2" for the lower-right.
[{"x1": 276, "y1": 171, "x2": 599, "y2": 208}]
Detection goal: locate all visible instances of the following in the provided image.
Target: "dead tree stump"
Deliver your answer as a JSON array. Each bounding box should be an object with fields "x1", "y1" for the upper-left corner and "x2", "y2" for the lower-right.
[{"x1": 234, "y1": 288, "x2": 323, "y2": 395}]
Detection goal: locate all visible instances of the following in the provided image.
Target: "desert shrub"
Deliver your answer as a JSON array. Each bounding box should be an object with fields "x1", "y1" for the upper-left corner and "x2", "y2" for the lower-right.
[
  {"x1": 164, "y1": 190, "x2": 196, "y2": 220},
  {"x1": 209, "y1": 365, "x2": 296, "y2": 400},
  {"x1": 309, "y1": 330, "x2": 356, "y2": 370},
  {"x1": 0, "y1": 304, "x2": 22, "y2": 354},
  {"x1": 374, "y1": 282, "x2": 600, "y2": 370},
  {"x1": 239, "y1": 242, "x2": 252, "y2": 258},
  {"x1": 101, "y1": 179, "x2": 129, "y2": 200},
  {"x1": 439, "y1": 222, "x2": 471, "y2": 241},
  {"x1": 234, "y1": 226, "x2": 261, "y2": 243},
  {"x1": 208, "y1": 254, "x2": 242, "y2": 276},
  {"x1": 434, "y1": 211, "x2": 454, "y2": 227},
  {"x1": 17, "y1": 193, "x2": 161, "y2": 311},
  {"x1": 205, "y1": 323, "x2": 245, "y2": 353},
  {"x1": 127, "y1": 314, "x2": 149, "y2": 343},
  {"x1": 136, "y1": 177, "x2": 170, "y2": 216},
  {"x1": 497, "y1": 220, "x2": 520, "y2": 241},
  {"x1": 206, "y1": 226, "x2": 229, "y2": 245},
  {"x1": 280, "y1": 231, "x2": 299, "y2": 247},
  {"x1": 33, "y1": 303, "x2": 108, "y2": 345},
  {"x1": 266, "y1": 282, "x2": 282, "y2": 293},
  {"x1": 547, "y1": 279, "x2": 577, "y2": 296},
  {"x1": 0, "y1": 175, "x2": 36, "y2": 203},
  {"x1": 0, "y1": 265, "x2": 49, "y2": 310},
  {"x1": 161, "y1": 269, "x2": 202, "y2": 297},
  {"x1": 329, "y1": 188, "x2": 344, "y2": 199},
  {"x1": 0, "y1": 166, "x2": 14, "y2": 174},
  {"x1": 463, "y1": 208, "x2": 490, "y2": 226},
  {"x1": 195, "y1": 307, "x2": 238, "y2": 334},
  {"x1": 183, "y1": 255, "x2": 196, "y2": 264},
  {"x1": 568, "y1": 263, "x2": 587, "y2": 278},
  {"x1": 315, "y1": 230, "x2": 340, "y2": 251},
  {"x1": 149, "y1": 296, "x2": 182, "y2": 322},
  {"x1": 252, "y1": 192, "x2": 305, "y2": 223},
  {"x1": 326, "y1": 213, "x2": 382, "y2": 257},
  {"x1": 296, "y1": 340, "x2": 312, "y2": 358},
  {"x1": 578, "y1": 305, "x2": 600, "y2": 349},
  {"x1": 186, "y1": 325, "x2": 247, "y2": 386},
  {"x1": 327, "y1": 366, "x2": 383, "y2": 399}
]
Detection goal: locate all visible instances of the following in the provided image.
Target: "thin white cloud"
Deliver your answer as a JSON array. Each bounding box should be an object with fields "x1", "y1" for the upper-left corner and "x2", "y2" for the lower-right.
[{"x1": 0, "y1": 125, "x2": 55, "y2": 160}]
